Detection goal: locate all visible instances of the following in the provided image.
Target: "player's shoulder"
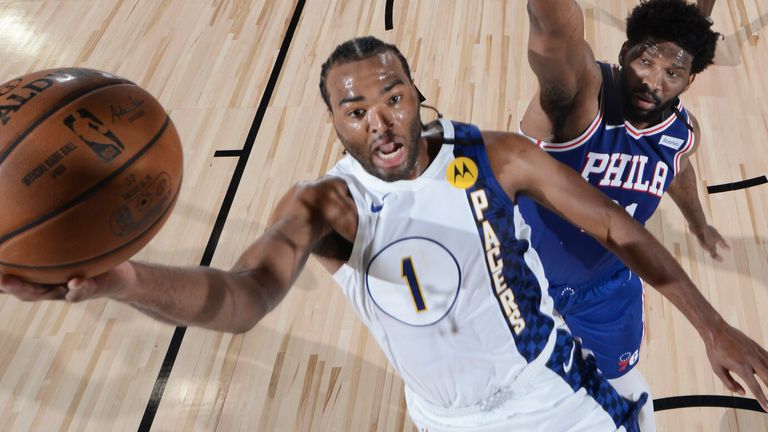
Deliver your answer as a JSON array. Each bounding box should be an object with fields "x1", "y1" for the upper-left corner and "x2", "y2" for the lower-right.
[
  {"x1": 686, "y1": 110, "x2": 700, "y2": 135},
  {"x1": 680, "y1": 108, "x2": 701, "y2": 154},
  {"x1": 480, "y1": 130, "x2": 549, "y2": 190},
  {"x1": 482, "y1": 130, "x2": 541, "y2": 160}
]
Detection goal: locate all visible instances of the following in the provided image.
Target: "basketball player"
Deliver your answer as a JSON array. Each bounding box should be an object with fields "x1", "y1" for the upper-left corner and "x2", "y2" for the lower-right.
[
  {"x1": 520, "y1": 0, "x2": 727, "y2": 428},
  {"x1": 2, "y1": 37, "x2": 767, "y2": 431}
]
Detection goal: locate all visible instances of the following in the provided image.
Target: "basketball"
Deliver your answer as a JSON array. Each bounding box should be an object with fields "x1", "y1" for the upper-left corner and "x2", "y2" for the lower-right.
[{"x1": 0, "y1": 68, "x2": 183, "y2": 284}]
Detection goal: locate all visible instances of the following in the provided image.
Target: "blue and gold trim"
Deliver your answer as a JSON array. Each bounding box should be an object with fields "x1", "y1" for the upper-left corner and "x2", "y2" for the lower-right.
[
  {"x1": 449, "y1": 121, "x2": 644, "y2": 430},
  {"x1": 450, "y1": 121, "x2": 553, "y2": 361}
]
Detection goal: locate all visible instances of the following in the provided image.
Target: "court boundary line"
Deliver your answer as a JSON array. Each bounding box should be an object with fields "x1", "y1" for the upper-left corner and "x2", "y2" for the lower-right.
[
  {"x1": 385, "y1": 0, "x2": 394, "y2": 30},
  {"x1": 707, "y1": 175, "x2": 768, "y2": 194},
  {"x1": 213, "y1": 149, "x2": 243, "y2": 158},
  {"x1": 654, "y1": 395, "x2": 765, "y2": 413}
]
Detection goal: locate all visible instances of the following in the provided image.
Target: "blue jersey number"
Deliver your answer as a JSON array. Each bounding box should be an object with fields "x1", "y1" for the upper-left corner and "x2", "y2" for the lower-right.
[{"x1": 401, "y1": 257, "x2": 428, "y2": 312}]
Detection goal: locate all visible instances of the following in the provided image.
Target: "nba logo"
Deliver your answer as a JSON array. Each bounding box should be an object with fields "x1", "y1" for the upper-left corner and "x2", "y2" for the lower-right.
[{"x1": 63, "y1": 108, "x2": 124, "y2": 162}]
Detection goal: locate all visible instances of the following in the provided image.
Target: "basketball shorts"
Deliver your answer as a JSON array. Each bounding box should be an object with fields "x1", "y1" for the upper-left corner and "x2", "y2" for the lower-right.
[{"x1": 548, "y1": 267, "x2": 644, "y2": 379}]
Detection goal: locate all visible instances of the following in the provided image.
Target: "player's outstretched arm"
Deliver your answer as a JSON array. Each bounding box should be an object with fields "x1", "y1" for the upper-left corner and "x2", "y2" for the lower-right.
[
  {"x1": 666, "y1": 114, "x2": 729, "y2": 260},
  {"x1": 698, "y1": 0, "x2": 716, "y2": 17},
  {"x1": 488, "y1": 132, "x2": 768, "y2": 411},
  {"x1": 524, "y1": 0, "x2": 602, "y2": 138},
  {"x1": 0, "y1": 177, "x2": 357, "y2": 334}
]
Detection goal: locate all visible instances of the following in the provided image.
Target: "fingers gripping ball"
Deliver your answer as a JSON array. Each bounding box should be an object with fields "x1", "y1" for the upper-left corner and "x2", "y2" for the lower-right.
[{"x1": 0, "y1": 68, "x2": 183, "y2": 283}]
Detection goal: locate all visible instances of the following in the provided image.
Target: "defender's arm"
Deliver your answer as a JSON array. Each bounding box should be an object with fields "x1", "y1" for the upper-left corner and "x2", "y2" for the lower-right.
[
  {"x1": 666, "y1": 113, "x2": 729, "y2": 260},
  {"x1": 524, "y1": 0, "x2": 602, "y2": 139},
  {"x1": 698, "y1": 0, "x2": 716, "y2": 17}
]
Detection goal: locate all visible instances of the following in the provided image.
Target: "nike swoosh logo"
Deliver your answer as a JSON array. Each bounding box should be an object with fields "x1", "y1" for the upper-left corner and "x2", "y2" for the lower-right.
[
  {"x1": 563, "y1": 342, "x2": 576, "y2": 374},
  {"x1": 370, "y1": 193, "x2": 391, "y2": 213}
]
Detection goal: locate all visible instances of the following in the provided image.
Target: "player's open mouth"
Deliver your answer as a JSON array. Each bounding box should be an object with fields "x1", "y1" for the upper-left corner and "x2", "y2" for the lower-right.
[
  {"x1": 373, "y1": 141, "x2": 406, "y2": 167},
  {"x1": 632, "y1": 93, "x2": 657, "y2": 111}
]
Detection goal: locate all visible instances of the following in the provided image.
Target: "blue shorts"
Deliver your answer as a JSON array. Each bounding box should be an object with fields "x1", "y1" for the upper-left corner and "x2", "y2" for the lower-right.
[{"x1": 548, "y1": 268, "x2": 644, "y2": 379}]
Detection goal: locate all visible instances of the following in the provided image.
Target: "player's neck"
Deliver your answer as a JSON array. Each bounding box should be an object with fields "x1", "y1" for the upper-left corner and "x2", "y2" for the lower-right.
[
  {"x1": 411, "y1": 121, "x2": 444, "y2": 177},
  {"x1": 410, "y1": 137, "x2": 442, "y2": 179},
  {"x1": 626, "y1": 103, "x2": 676, "y2": 130}
]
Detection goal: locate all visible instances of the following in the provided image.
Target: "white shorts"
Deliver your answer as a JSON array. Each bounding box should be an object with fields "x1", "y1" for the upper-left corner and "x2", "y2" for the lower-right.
[{"x1": 405, "y1": 367, "x2": 631, "y2": 432}]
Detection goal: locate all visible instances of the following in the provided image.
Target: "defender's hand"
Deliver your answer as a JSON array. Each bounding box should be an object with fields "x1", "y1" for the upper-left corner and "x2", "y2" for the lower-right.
[
  {"x1": 693, "y1": 224, "x2": 730, "y2": 262},
  {"x1": 704, "y1": 322, "x2": 768, "y2": 412}
]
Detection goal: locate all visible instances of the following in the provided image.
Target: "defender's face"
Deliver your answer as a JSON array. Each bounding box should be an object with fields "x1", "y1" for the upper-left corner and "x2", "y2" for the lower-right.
[
  {"x1": 325, "y1": 51, "x2": 424, "y2": 182},
  {"x1": 620, "y1": 40, "x2": 695, "y2": 123}
]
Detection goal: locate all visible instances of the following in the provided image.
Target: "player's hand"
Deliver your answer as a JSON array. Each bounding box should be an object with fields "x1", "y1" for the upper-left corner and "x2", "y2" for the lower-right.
[
  {"x1": 704, "y1": 322, "x2": 768, "y2": 412},
  {"x1": 0, "y1": 261, "x2": 134, "y2": 303},
  {"x1": 0, "y1": 275, "x2": 69, "y2": 301},
  {"x1": 692, "y1": 224, "x2": 730, "y2": 262}
]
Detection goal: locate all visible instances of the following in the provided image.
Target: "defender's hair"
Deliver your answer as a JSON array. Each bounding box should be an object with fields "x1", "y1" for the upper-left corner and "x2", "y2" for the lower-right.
[
  {"x1": 319, "y1": 36, "x2": 413, "y2": 110},
  {"x1": 626, "y1": 0, "x2": 720, "y2": 74}
]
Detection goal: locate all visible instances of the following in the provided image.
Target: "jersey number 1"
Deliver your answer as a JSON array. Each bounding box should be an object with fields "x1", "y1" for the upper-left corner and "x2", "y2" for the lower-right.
[{"x1": 401, "y1": 257, "x2": 428, "y2": 312}]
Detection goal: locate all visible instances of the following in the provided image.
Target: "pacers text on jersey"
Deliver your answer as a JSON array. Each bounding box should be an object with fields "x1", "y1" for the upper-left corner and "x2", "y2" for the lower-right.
[{"x1": 470, "y1": 189, "x2": 526, "y2": 335}]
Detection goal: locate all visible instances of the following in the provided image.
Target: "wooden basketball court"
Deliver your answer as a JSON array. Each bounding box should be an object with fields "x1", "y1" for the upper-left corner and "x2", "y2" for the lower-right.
[{"x1": 0, "y1": 0, "x2": 766, "y2": 430}]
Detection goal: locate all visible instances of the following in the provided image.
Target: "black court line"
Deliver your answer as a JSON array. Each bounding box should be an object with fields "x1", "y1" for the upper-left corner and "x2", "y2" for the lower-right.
[
  {"x1": 385, "y1": 0, "x2": 394, "y2": 30},
  {"x1": 213, "y1": 149, "x2": 243, "y2": 158},
  {"x1": 654, "y1": 395, "x2": 765, "y2": 413},
  {"x1": 137, "y1": 0, "x2": 306, "y2": 430},
  {"x1": 707, "y1": 175, "x2": 768, "y2": 194}
]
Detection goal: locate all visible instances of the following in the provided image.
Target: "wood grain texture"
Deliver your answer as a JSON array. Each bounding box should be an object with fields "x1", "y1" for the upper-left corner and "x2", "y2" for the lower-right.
[{"x1": 0, "y1": 1, "x2": 766, "y2": 430}]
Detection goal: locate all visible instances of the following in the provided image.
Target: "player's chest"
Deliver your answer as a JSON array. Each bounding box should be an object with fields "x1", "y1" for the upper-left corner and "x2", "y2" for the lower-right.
[
  {"x1": 358, "y1": 186, "x2": 491, "y2": 326},
  {"x1": 561, "y1": 132, "x2": 681, "y2": 199}
]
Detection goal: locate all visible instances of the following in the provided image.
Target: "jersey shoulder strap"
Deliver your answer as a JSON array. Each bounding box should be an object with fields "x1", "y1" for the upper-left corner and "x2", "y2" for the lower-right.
[{"x1": 597, "y1": 61, "x2": 623, "y2": 127}]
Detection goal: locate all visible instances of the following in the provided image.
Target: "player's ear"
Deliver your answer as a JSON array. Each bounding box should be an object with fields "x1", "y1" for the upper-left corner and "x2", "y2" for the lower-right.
[
  {"x1": 618, "y1": 42, "x2": 630, "y2": 66},
  {"x1": 682, "y1": 74, "x2": 697, "y2": 93},
  {"x1": 413, "y1": 81, "x2": 426, "y2": 103}
]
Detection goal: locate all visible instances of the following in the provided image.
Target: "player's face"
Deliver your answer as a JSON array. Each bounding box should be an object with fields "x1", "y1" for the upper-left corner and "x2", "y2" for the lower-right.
[
  {"x1": 619, "y1": 39, "x2": 695, "y2": 124},
  {"x1": 326, "y1": 52, "x2": 425, "y2": 182}
]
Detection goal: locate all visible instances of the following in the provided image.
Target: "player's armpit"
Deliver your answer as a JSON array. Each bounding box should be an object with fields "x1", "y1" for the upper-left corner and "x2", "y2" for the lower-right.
[
  {"x1": 524, "y1": 0, "x2": 602, "y2": 142},
  {"x1": 228, "y1": 177, "x2": 357, "y2": 306},
  {"x1": 312, "y1": 232, "x2": 353, "y2": 273}
]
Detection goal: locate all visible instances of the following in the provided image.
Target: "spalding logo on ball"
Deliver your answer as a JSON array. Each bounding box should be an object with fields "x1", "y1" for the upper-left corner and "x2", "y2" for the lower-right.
[{"x1": 0, "y1": 68, "x2": 183, "y2": 283}]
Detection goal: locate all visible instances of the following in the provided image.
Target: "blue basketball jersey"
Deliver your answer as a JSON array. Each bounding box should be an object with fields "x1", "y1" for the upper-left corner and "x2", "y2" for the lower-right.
[{"x1": 518, "y1": 62, "x2": 695, "y2": 285}]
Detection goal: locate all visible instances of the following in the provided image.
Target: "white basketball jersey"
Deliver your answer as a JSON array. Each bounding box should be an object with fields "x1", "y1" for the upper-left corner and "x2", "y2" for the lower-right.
[{"x1": 327, "y1": 119, "x2": 643, "y2": 430}]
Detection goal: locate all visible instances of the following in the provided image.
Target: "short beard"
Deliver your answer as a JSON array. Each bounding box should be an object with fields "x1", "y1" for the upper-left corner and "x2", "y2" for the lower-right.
[
  {"x1": 622, "y1": 97, "x2": 678, "y2": 124},
  {"x1": 341, "y1": 115, "x2": 424, "y2": 182},
  {"x1": 618, "y1": 71, "x2": 679, "y2": 125}
]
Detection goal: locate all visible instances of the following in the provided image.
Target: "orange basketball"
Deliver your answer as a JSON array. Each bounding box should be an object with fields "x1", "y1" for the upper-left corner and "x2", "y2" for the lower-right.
[{"x1": 0, "y1": 68, "x2": 183, "y2": 284}]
